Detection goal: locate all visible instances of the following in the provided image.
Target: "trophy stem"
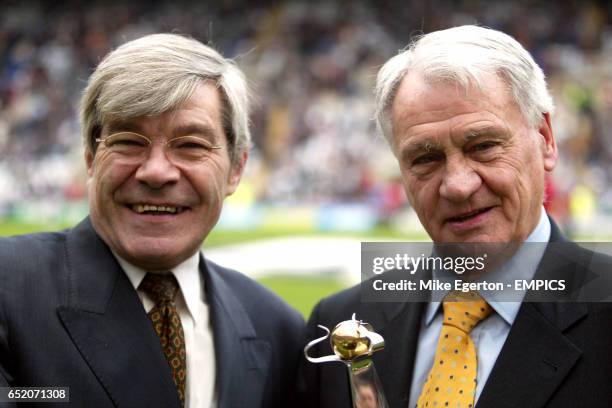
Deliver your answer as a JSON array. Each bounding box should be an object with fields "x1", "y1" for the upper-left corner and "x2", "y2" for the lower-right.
[{"x1": 347, "y1": 357, "x2": 389, "y2": 408}]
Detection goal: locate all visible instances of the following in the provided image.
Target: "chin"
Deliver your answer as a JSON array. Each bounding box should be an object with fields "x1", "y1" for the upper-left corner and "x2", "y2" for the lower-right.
[
  {"x1": 130, "y1": 253, "x2": 185, "y2": 271},
  {"x1": 122, "y1": 243, "x2": 190, "y2": 271}
]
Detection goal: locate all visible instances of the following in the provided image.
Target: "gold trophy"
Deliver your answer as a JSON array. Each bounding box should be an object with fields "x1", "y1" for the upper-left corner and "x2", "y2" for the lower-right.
[{"x1": 304, "y1": 314, "x2": 389, "y2": 408}]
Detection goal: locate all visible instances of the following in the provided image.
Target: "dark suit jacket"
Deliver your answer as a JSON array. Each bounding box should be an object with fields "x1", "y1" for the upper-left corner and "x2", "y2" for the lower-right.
[
  {"x1": 299, "y1": 221, "x2": 612, "y2": 407},
  {"x1": 0, "y1": 218, "x2": 305, "y2": 407}
]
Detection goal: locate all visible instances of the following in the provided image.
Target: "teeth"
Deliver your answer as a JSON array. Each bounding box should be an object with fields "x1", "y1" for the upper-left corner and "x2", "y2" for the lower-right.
[{"x1": 132, "y1": 204, "x2": 181, "y2": 214}]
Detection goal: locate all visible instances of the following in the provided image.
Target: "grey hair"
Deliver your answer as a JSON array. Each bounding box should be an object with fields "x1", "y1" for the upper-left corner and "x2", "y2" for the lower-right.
[
  {"x1": 374, "y1": 25, "x2": 554, "y2": 142},
  {"x1": 80, "y1": 33, "x2": 250, "y2": 164}
]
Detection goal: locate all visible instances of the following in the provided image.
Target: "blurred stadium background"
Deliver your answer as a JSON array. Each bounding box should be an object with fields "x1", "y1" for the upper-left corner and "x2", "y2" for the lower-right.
[{"x1": 1, "y1": 0, "x2": 612, "y2": 316}]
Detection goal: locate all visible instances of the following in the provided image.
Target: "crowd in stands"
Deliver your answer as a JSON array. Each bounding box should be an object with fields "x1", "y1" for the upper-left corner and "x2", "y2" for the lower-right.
[{"x1": 1, "y1": 0, "x2": 611, "y2": 232}]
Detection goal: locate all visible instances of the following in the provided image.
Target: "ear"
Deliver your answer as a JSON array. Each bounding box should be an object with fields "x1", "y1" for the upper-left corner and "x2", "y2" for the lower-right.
[
  {"x1": 225, "y1": 150, "x2": 248, "y2": 196},
  {"x1": 85, "y1": 149, "x2": 94, "y2": 177},
  {"x1": 538, "y1": 112, "x2": 557, "y2": 172}
]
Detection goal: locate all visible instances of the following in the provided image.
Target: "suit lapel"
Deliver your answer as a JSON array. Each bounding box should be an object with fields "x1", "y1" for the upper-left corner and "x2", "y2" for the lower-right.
[
  {"x1": 57, "y1": 218, "x2": 181, "y2": 408},
  {"x1": 203, "y1": 257, "x2": 270, "y2": 408},
  {"x1": 379, "y1": 302, "x2": 426, "y2": 407},
  {"x1": 476, "y1": 302, "x2": 585, "y2": 408}
]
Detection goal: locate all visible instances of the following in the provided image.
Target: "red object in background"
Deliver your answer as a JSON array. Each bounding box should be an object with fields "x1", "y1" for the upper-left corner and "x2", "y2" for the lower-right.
[
  {"x1": 544, "y1": 174, "x2": 555, "y2": 211},
  {"x1": 383, "y1": 179, "x2": 406, "y2": 214},
  {"x1": 544, "y1": 174, "x2": 570, "y2": 229}
]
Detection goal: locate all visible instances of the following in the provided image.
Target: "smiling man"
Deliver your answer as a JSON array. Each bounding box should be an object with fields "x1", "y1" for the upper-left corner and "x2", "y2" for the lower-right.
[
  {"x1": 299, "y1": 26, "x2": 612, "y2": 408},
  {"x1": 0, "y1": 34, "x2": 304, "y2": 408},
  {"x1": 390, "y1": 71, "x2": 557, "y2": 244}
]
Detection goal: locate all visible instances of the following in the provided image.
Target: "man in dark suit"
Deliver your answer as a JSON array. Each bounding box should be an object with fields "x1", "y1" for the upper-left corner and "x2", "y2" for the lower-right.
[
  {"x1": 0, "y1": 33, "x2": 304, "y2": 407},
  {"x1": 299, "y1": 25, "x2": 612, "y2": 407}
]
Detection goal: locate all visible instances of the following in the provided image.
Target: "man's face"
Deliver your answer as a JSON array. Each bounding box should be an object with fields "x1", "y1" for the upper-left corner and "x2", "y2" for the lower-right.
[
  {"x1": 390, "y1": 73, "x2": 557, "y2": 243},
  {"x1": 86, "y1": 83, "x2": 246, "y2": 270}
]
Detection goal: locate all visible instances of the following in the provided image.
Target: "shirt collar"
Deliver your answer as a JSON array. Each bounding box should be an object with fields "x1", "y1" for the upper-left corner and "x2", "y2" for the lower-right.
[
  {"x1": 114, "y1": 251, "x2": 204, "y2": 324},
  {"x1": 424, "y1": 208, "x2": 551, "y2": 326}
]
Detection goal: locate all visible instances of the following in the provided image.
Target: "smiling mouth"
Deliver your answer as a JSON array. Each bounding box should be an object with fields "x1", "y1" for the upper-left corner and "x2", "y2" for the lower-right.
[
  {"x1": 448, "y1": 207, "x2": 493, "y2": 223},
  {"x1": 130, "y1": 204, "x2": 186, "y2": 215}
]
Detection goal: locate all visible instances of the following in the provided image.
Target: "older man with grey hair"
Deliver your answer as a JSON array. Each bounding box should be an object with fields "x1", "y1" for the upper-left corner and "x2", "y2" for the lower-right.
[
  {"x1": 0, "y1": 33, "x2": 304, "y2": 408},
  {"x1": 299, "y1": 25, "x2": 612, "y2": 408}
]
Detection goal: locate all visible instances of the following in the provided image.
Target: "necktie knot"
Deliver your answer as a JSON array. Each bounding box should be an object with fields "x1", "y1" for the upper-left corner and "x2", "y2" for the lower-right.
[
  {"x1": 442, "y1": 290, "x2": 492, "y2": 333},
  {"x1": 140, "y1": 272, "x2": 180, "y2": 304}
]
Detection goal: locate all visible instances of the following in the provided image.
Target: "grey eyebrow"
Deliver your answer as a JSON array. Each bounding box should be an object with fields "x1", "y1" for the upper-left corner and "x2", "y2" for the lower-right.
[
  {"x1": 105, "y1": 122, "x2": 143, "y2": 135},
  {"x1": 463, "y1": 127, "x2": 509, "y2": 141},
  {"x1": 171, "y1": 124, "x2": 218, "y2": 138},
  {"x1": 402, "y1": 139, "x2": 443, "y2": 159}
]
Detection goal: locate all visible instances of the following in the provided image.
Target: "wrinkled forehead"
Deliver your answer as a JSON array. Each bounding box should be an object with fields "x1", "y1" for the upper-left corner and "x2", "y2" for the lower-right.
[
  {"x1": 392, "y1": 71, "x2": 517, "y2": 122},
  {"x1": 389, "y1": 71, "x2": 524, "y2": 152}
]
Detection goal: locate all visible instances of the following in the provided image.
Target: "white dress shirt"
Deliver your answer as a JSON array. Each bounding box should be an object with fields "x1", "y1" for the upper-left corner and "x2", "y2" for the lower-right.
[
  {"x1": 408, "y1": 208, "x2": 551, "y2": 408},
  {"x1": 114, "y1": 251, "x2": 217, "y2": 408}
]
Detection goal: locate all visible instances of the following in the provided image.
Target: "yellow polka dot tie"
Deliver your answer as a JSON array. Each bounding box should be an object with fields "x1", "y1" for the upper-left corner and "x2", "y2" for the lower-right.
[
  {"x1": 140, "y1": 273, "x2": 186, "y2": 406},
  {"x1": 416, "y1": 290, "x2": 492, "y2": 408}
]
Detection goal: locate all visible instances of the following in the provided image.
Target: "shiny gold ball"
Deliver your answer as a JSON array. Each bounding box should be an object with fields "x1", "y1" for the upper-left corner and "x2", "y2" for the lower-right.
[{"x1": 330, "y1": 320, "x2": 371, "y2": 360}]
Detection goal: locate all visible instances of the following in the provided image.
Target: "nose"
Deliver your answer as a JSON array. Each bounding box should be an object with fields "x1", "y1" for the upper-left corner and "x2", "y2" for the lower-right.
[
  {"x1": 135, "y1": 145, "x2": 180, "y2": 188},
  {"x1": 439, "y1": 154, "x2": 482, "y2": 202}
]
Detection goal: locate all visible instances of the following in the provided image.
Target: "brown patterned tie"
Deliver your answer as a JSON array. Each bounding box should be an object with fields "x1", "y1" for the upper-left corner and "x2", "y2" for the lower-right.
[{"x1": 140, "y1": 273, "x2": 186, "y2": 405}]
